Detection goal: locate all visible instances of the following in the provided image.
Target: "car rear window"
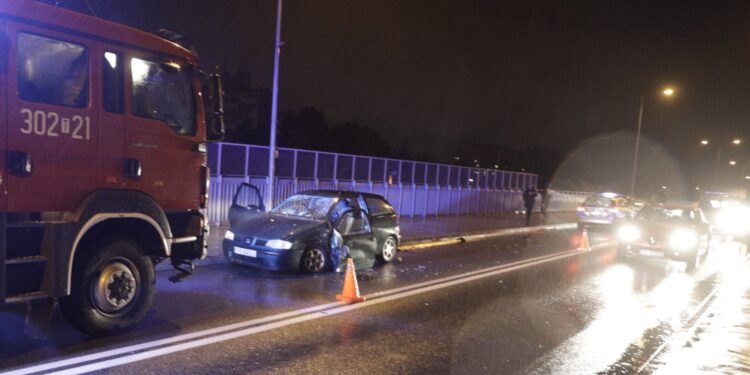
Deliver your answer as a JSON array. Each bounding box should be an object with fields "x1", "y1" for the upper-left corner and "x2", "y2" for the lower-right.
[
  {"x1": 366, "y1": 197, "x2": 395, "y2": 217},
  {"x1": 583, "y1": 197, "x2": 613, "y2": 207}
]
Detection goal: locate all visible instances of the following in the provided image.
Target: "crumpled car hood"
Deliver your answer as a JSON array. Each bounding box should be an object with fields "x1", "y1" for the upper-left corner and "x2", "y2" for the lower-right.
[{"x1": 231, "y1": 213, "x2": 326, "y2": 240}]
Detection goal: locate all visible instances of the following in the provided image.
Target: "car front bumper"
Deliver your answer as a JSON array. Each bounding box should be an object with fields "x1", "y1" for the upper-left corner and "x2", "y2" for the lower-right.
[
  {"x1": 618, "y1": 242, "x2": 696, "y2": 261},
  {"x1": 223, "y1": 240, "x2": 304, "y2": 272}
]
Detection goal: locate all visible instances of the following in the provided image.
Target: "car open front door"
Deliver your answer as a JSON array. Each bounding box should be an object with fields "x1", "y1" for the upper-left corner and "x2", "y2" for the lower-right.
[
  {"x1": 229, "y1": 183, "x2": 265, "y2": 225},
  {"x1": 336, "y1": 210, "x2": 378, "y2": 271}
]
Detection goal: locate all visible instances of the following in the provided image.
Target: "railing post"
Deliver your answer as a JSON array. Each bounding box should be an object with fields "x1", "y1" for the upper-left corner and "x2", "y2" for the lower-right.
[
  {"x1": 368, "y1": 157, "x2": 373, "y2": 193},
  {"x1": 423, "y1": 183, "x2": 429, "y2": 219},
  {"x1": 411, "y1": 162, "x2": 417, "y2": 218},
  {"x1": 398, "y1": 161, "x2": 406, "y2": 217},
  {"x1": 434, "y1": 165, "x2": 441, "y2": 217},
  {"x1": 333, "y1": 154, "x2": 339, "y2": 189}
]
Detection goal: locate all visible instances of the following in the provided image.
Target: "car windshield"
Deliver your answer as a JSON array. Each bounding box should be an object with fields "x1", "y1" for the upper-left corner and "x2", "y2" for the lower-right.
[
  {"x1": 637, "y1": 207, "x2": 692, "y2": 223},
  {"x1": 270, "y1": 194, "x2": 336, "y2": 220},
  {"x1": 583, "y1": 197, "x2": 613, "y2": 207}
]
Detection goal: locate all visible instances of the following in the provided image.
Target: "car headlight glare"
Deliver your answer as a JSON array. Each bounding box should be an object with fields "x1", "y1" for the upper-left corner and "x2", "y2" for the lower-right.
[
  {"x1": 266, "y1": 239, "x2": 293, "y2": 250},
  {"x1": 669, "y1": 229, "x2": 698, "y2": 250},
  {"x1": 716, "y1": 206, "x2": 750, "y2": 235},
  {"x1": 617, "y1": 225, "x2": 640, "y2": 242},
  {"x1": 224, "y1": 230, "x2": 235, "y2": 241}
]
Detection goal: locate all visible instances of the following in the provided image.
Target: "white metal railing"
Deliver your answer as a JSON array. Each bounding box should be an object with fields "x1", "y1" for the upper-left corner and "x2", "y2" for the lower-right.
[{"x1": 206, "y1": 142, "x2": 590, "y2": 225}]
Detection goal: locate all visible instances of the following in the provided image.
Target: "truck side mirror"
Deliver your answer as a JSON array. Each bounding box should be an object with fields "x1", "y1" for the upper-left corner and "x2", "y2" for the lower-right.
[{"x1": 204, "y1": 69, "x2": 225, "y2": 141}]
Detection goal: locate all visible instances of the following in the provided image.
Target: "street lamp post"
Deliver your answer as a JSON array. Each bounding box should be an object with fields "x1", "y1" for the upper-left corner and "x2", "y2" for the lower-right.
[
  {"x1": 629, "y1": 95, "x2": 645, "y2": 197},
  {"x1": 266, "y1": 0, "x2": 283, "y2": 211},
  {"x1": 701, "y1": 138, "x2": 743, "y2": 189},
  {"x1": 629, "y1": 87, "x2": 674, "y2": 197}
]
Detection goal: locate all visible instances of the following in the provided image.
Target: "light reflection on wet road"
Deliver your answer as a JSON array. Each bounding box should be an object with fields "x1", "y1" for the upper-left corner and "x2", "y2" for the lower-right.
[{"x1": 0, "y1": 230, "x2": 747, "y2": 374}]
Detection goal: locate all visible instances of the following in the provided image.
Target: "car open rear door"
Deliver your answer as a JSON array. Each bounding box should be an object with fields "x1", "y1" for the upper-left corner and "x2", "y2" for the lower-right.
[{"x1": 337, "y1": 210, "x2": 378, "y2": 270}]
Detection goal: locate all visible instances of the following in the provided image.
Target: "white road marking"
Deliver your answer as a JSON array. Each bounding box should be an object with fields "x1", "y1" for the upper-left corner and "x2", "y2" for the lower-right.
[
  {"x1": 635, "y1": 252, "x2": 750, "y2": 374},
  {"x1": 4, "y1": 242, "x2": 612, "y2": 375}
]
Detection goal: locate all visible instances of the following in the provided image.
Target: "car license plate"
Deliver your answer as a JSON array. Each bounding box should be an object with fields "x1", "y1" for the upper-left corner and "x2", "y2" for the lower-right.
[
  {"x1": 639, "y1": 249, "x2": 663, "y2": 258},
  {"x1": 234, "y1": 246, "x2": 257, "y2": 258}
]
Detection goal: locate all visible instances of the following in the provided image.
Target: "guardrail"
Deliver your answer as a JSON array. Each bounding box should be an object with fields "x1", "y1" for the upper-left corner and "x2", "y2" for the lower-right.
[{"x1": 206, "y1": 143, "x2": 591, "y2": 225}]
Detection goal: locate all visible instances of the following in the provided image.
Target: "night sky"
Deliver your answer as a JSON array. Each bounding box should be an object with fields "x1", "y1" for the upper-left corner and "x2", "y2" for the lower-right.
[{"x1": 63, "y1": 0, "x2": 750, "y2": 189}]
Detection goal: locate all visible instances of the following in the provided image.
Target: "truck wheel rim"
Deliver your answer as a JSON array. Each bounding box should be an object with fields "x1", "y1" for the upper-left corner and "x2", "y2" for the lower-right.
[
  {"x1": 382, "y1": 238, "x2": 396, "y2": 261},
  {"x1": 304, "y1": 249, "x2": 325, "y2": 272},
  {"x1": 91, "y1": 259, "x2": 139, "y2": 314}
]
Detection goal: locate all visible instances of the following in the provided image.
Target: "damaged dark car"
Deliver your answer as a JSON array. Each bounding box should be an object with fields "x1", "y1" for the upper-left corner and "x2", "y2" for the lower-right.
[{"x1": 223, "y1": 184, "x2": 400, "y2": 273}]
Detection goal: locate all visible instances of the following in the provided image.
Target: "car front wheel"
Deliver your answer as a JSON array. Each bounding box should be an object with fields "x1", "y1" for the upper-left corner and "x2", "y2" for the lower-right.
[{"x1": 300, "y1": 247, "x2": 329, "y2": 273}]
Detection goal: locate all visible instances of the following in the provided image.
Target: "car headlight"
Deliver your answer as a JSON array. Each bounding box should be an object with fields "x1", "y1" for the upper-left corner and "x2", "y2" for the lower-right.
[
  {"x1": 617, "y1": 225, "x2": 640, "y2": 242},
  {"x1": 669, "y1": 229, "x2": 698, "y2": 250},
  {"x1": 224, "y1": 230, "x2": 235, "y2": 241},
  {"x1": 716, "y1": 206, "x2": 750, "y2": 235},
  {"x1": 266, "y1": 239, "x2": 293, "y2": 250}
]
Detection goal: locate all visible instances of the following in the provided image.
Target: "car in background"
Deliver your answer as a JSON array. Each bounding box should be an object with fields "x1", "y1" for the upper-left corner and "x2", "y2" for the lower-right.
[
  {"x1": 223, "y1": 185, "x2": 400, "y2": 273},
  {"x1": 699, "y1": 192, "x2": 750, "y2": 238},
  {"x1": 576, "y1": 192, "x2": 637, "y2": 230},
  {"x1": 616, "y1": 202, "x2": 711, "y2": 270}
]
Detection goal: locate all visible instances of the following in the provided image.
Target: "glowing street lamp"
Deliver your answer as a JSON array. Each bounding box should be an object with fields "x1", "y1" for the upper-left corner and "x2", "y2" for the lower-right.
[
  {"x1": 733, "y1": 139, "x2": 742, "y2": 145},
  {"x1": 730, "y1": 160, "x2": 737, "y2": 166},
  {"x1": 700, "y1": 139, "x2": 709, "y2": 145},
  {"x1": 663, "y1": 88, "x2": 675, "y2": 96}
]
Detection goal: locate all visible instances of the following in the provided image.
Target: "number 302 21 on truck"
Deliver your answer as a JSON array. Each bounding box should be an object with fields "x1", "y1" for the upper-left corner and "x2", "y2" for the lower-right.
[{"x1": 0, "y1": 1, "x2": 225, "y2": 336}]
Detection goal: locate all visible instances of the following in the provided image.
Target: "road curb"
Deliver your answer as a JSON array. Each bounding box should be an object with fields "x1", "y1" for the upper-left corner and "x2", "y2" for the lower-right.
[{"x1": 398, "y1": 222, "x2": 577, "y2": 251}]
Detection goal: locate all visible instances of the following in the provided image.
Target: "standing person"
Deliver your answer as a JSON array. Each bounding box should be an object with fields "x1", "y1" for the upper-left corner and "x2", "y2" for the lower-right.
[
  {"x1": 540, "y1": 186, "x2": 551, "y2": 221},
  {"x1": 522, "y1": 185, "x2": 538, "y2": 224}
]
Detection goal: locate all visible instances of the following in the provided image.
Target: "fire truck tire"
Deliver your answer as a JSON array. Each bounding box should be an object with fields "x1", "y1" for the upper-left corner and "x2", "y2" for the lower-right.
[{"x1": 60, "y1": 239, "x2": 155, "y2": 336}]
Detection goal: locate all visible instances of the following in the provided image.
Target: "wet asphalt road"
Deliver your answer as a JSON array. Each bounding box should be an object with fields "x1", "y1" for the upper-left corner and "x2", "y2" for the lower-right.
[{"x1": 0, "y1": 229, "x2": 747, "y2": 374}]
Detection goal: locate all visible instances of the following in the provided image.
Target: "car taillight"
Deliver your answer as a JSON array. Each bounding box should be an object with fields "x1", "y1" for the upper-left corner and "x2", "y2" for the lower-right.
[{"x1": 199, "y1": 165, "x2": 209, "y2": 208}]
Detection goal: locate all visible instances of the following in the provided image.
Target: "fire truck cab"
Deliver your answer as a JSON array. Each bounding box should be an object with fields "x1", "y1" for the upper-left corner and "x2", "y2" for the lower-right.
[{"x1": 0, "y1": 1, "x2": 224, "y2": 335}]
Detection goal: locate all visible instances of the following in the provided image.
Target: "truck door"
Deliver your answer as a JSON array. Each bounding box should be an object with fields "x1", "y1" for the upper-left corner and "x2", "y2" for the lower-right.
[
  {"x1": 6, "y1": 23, "x2": 99, "y2": 212},
  {"x1": 124, "y1": 53, "x2": 201, "y2": 210}
]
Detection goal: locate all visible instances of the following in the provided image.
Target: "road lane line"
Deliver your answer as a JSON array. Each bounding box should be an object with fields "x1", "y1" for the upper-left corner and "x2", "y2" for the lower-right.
[
  {"x1": 6, "y1": 239, "x2": 615, "y2": 375},
  {"x1": 0, "y1": 301, "x2": 345, "y2": 375},
  {"x1": 635, "y1": 252, "x2": 750, "y2": 374},
  {"x1": 21, "y1": 242, "x2": 613, "y2": 375},
  {"x1": 5, "y1": 244, "x2": 593, "y2": 375}
]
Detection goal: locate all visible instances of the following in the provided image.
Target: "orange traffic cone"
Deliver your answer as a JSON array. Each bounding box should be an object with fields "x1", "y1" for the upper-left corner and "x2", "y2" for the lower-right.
[
  {"x1": 336, "y1": 257, "x2": 366, "y2": 304},
  {"x1": 578, "y1": 228, "x2": 591, "y2": 250}
]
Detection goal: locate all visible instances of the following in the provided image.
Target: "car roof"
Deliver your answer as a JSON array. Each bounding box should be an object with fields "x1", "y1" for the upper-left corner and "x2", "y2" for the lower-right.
[
  {"x1": 593, "y1": 192, "x2": 630, "y2": 199},
  {"x1": 297, "y1": 190, "x2": 387, "y2": 201},
  {"x1": 645, "y1": 201, "x2": 699, "y2": 210}
]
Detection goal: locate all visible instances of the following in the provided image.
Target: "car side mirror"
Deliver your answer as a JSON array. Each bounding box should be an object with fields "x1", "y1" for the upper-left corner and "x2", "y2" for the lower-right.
[{"x1": 203, "y1": 68, "x2": 225, "y2": 141}]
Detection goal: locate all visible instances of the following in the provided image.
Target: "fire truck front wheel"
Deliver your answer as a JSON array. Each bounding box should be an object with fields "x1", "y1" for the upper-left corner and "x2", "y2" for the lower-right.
[{"x1": 60, "y1": 239, "x2": 156, "y2": 336}]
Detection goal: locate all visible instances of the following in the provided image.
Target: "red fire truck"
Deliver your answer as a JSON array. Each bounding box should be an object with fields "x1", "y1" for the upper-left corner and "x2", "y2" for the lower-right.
[{"x1": 0, "y1": 1, "x2": 224, "y2": 335}]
